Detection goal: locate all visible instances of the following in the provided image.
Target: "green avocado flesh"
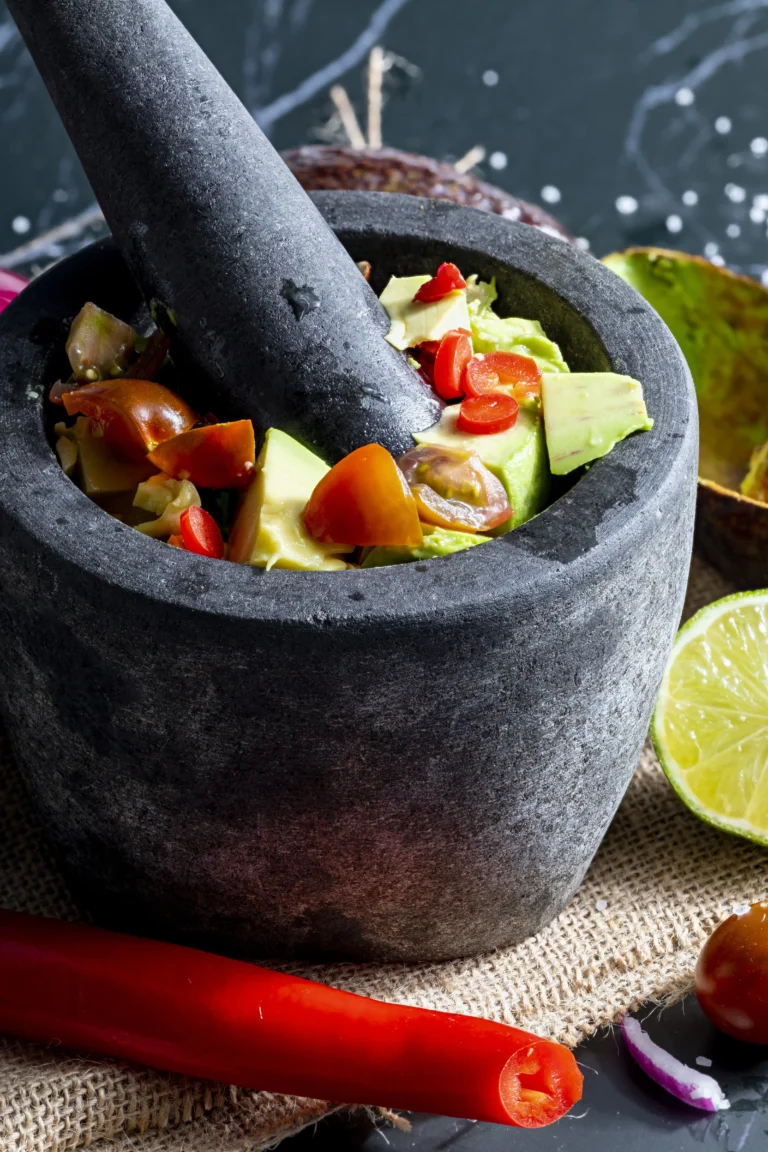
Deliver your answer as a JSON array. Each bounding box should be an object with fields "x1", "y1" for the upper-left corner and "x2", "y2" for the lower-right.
[
  {"x1": 380, "y1": 274, "x2": 471, "y2": 350},
  {"x1": 413, "y1": 404, "x2": 550, "y2": 531},
  {"x1": 541, "y1": 372, "x2": 653, "y2": 475},
  {"x1": 227, "y1": 428, "x2": 352, "y2": 570},
  {"x1": 602, "y1": 248, "x2": 768, "y2": 490},
  {"x1": 466, "y1": 276, "x2": 570, "y2": 374},
  {"x1": 362, "y1": 525, "x2": 490, "y2": 567}
]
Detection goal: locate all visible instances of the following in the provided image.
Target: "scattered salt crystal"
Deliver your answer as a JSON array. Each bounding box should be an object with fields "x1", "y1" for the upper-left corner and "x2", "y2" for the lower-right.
[
  {"x1": 666, "y1": 214, "x2": 683, "y2": 233},
  {"x1": 11, "y1": 215, "x2": 30, "y2": 234},
  {"x1": 761, "y1": 269, "x2": 768, "y2": 287},
  {"x1": 715, "y1": 116, "x2": 732, "y2": 134},
  {"x1": 704, "y1": 241, "x2": 720, "y2": 258},
  {"x1": 482, "y1": 69, "x2": 499, "y2": 87},
  {"x1": 726, "y1": 223, "x2": 741, "y2": 238},
  {"x1": 732, "y1": 903, "x2": 751, "y2": 916},
  {"x1": 575, "y1": 237, "x2": 591, "y2": 250},
  {"x1": 754, "y1": 194, "x2": 768, "y2": 210},
  {"x1": 541, "y1": 185, "x2": 561, "y2": 204},
  {"x1": 750, "y1": 137, "x2": 768, "y2": 157},
  {"x1": 595, "y1": 900, "x2": 608, "y2": 912},
  {"x1": 615, "y1": 195, "x2": 638, "y2": 215},
  {"x1": 489, "y1": 151, "x2": 507, "y2": 170},
  {"x1": 696, "y1": 1056, "x2": 713, "y2": 1068},
  {"x1": 725, "y1": 183, "x2": 746, "y2": 203},
  {"x1": 710, "y1": 254, "x2": 726, "y2": 266},
  {"x1": 750, "y1": 206, "x2": 766, "y2": 224},
  {"x1": 675, "y1": 87, "x2": 695, "y2": 107},
  {"x1": 682, "y1": 190, "x2": 698, "y2": 206}
]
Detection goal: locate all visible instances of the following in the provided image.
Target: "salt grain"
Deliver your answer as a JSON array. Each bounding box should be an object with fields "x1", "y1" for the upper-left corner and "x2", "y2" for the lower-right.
[
  {"x1": 725, "y1": 183, "x2": 746, "y2": 203},
  {"x1": 715, "y1": 116, "x2": 732, "y2": 134},
  {"x1": 575, "y1": 237, "x2": 591, "y2": 250},
  {"x1": 615, "y1": 195, "x2": 638, "y2": 215},
  {"x1": 541, "y1": 185, "x2": 561, "y2": 204},
  {"x1": 750, "y1": 206, "x2": 766, "y2": 224},
  {"x1": 750, "y1": 136, "x2": 768, "y2": 157},
  {"x1": 696, "y1": 1056, "x2": 713, "y2": 1068},
  {"x1": 595, "y1": 900, "x2": 608, "y2": 912},
  {"x1": 482, "y1": 69, "x2": 499, "y2": 87},
  {"x1": 489, "y1": 151, "x2": 507, "y2": 170},
  {"x1": 682, "y1": 190, "x2": 699, "y2": 206},
  {"x1": 704, "y1": 242, "x2": 719, "y2": 258},
  {"x1": 732, "y1": 903, "x2": 751, "y2": 916},
  {"x1": 11, "y1": 215, "x2": 30, "y2": 234},
  {"x1": 675, "y1": 87, "x2": 695, "y2": 106},
  {"x1": 726, "y1": 223, "x2": 741, "y2": 238},
  {"x1": 666, "y1": 214, "x2": 683, "y2": 233}
]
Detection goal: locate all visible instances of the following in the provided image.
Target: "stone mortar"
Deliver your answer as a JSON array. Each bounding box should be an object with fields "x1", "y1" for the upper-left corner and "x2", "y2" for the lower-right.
[{"x1": 0, "y1": 193, "x2": 698, "y2": 963}]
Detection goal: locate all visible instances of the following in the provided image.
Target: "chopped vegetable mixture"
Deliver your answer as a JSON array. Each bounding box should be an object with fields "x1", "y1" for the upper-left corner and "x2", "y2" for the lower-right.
[{"x1": 49, "y1": 262, "x2": 653, "y2": 569}]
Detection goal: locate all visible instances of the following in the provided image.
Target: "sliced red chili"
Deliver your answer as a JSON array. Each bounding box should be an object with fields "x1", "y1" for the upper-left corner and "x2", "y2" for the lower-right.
[
  {"x1": 414, "y1": 262, "x2": 467, "y2": 303},
  {"x1": 432, "y1": 330, "x2": 473, "y2": 400},
  {"x1": 457, "y1": 393, "x2": 519, "y2": 435},
  {"x1": 179, "y1": 506, "x2": 225, "y2": 560}
]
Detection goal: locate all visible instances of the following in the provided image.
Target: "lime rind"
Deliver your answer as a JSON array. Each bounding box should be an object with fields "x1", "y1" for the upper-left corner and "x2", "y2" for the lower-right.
[{"x1": 651, "y1": 588, "x2": 768, "y2": 849}]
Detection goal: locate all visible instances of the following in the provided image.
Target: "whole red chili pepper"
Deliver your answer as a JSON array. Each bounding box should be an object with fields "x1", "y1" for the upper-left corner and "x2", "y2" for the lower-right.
[{"x1": 0, "y1": 910, "x2": 582, "y2": 1127}]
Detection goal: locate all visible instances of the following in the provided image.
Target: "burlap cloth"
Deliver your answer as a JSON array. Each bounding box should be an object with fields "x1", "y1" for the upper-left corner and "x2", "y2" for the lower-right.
[{"x1": 2, "y1": 554, "x2": 767, "y2": 1152}]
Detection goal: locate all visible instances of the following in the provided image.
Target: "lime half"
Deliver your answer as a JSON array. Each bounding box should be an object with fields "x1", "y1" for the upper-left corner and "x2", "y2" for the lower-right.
[{"x1": 652, "y1": 590, "x2": 768, "y2": 847}]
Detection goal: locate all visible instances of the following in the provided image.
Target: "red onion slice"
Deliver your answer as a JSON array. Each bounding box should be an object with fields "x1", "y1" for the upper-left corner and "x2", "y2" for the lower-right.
[
  {"x1": 0, "y1": 269, "x2": 29, "y2": 314},
  {"x1": 622, "y1": 1017, "x2": 730, "y2": 1112}
]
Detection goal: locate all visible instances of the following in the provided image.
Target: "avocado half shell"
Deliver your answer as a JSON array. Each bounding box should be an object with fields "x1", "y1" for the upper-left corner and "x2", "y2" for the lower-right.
[
  {"x1": 282, "y1": 145, "x2": 574, "y2": 243},
  {"x1": 603, "y1": 246, "x2": 768, "y2": 589}
]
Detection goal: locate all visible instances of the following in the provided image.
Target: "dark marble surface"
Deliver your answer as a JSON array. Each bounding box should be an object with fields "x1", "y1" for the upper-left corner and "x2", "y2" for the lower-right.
[{"x1": 1, "y1": 0, "x2": 767, "y2": 1147}]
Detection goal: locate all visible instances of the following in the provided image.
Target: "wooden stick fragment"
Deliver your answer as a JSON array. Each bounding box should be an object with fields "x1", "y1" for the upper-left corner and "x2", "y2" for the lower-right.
[
  {"x1": 367, "y1": 46, "x2": 385, "y2": 149},
  {"x1": 454, "y1": 145, "x2": 486, "y2": 174},
  {"x1": 329, "y1": 84, "x2": 366, "y2": 150}
]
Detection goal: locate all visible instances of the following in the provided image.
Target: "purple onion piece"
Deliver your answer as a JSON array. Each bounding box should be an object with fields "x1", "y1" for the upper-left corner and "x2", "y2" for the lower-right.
[{"x1": 621, "y1": 1016, "x2": 730, "y2": 1112}]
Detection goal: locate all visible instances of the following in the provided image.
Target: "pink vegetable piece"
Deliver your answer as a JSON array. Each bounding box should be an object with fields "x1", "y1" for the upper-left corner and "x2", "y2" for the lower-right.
[
  {"x1": 0, "y1": 269, "x2": 28, "y2": 313},
  {"x1": 621, "y1": 1016, "x2": 730, "y2": 1112}
]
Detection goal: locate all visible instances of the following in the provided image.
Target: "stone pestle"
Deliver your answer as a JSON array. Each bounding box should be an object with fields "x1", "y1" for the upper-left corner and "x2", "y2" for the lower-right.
[{"x1": 6, "y1": 0, "x2": 442, "y2": 461}]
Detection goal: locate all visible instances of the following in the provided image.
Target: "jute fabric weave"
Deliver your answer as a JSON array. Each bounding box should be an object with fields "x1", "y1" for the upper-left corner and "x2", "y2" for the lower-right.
[{"x1": 1, "y1": 554, "x2": 766, "y2": 1152}]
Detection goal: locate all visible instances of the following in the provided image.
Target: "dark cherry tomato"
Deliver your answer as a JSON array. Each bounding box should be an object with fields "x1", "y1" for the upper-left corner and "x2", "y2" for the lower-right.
[
  {"x1": 62, "y1": 380, "x2": 197, "y2": 461},
  {"x1": 414, "y1": 262, "x2": 467, "y2": 303},
  {"x1": 148, "y1": 420, "x2": 256, "y2": 488},
  {"x1": 457, "y1": 393, "x2": 519, "y2": 435},
  {"x1": 463, "y1": 352, "x2": 541, "y2": 401},
  {"x1": 695, "y1": 902, "x2": 768, "y2": 1044},
  {"x1": 304, "y1": 443, "x2": 423, "y2": 547},
  {"x1": 432, "y1": 330, "x2": 473, "y2": 400},
  {"x1": 179, "y1": 506, "x2": 225, "y2": 560},
  {"x1": 397, "y1": 445, "x2": 512, "y2": 532},
  {"x1": 411, "y1": 340, "x2": 441, "y2": 384}
]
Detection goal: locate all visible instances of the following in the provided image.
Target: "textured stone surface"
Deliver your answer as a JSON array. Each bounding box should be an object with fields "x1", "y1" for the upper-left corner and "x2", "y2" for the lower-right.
[
  {"x1": 5, "y1": 0, "x2": 440, "y2": 462},
  {"x1": 0, "y1": 194, "x2": 698, "y2": 962}
]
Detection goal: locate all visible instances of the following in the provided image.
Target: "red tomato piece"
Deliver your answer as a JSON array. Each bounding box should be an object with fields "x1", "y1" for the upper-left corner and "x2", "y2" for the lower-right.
[
  {"x1": 167, "y1": 534, "x2": 186, "y2": 549},
  {"x1": 304, "y1": 443, "x2": 423, "y2": 546},
  {"x1": 432, "y1": 330, "x2": 473, "y2": 400},
  {"x1": 179, "y1": 506, "x2": 225, "y2": 560},
  {"x1": 413, "y1": 262, "x2": 467, "y2": 303},
  {"x1": 463, "y1": 352, "x2": 541, "y2": 399},
  {"x1": 62, "y1": 380, "x2": 197, "y2": 461},
  {"x1": 410, "y1": 340, "x2": 442, "y2": 385},
  {"x1": 148, "y1": 420, "x2": 256, "y2": 488},
  {"x1": 457, "y1": 393, "x2": 519, "y2": 435}
]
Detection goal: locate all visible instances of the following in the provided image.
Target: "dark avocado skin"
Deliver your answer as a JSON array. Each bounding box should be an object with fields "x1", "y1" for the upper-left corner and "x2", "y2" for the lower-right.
[{"x1": 283, "y1": 145, "x2": 575, "y2": 243}]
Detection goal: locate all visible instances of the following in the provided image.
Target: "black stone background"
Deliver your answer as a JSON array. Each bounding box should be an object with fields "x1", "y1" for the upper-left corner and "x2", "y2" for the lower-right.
[{"x1": 1, "y1": 0, "x2": 768, "y2": 1146}]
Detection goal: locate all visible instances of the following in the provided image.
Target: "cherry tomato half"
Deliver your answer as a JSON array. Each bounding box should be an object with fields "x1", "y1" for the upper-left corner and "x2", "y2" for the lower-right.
[
  {"x1": 463, "y1": 351, "x2": 541, "y2": 400},
  {"x1": 179, "y1": 506, "x2": 225, "y2": 560},
  {"x1": 148, "y1": 420, "x2": 256, "y2": 488},
  {"x1": 63, "y1": 380, "x2": 197, "y2": 461},
  {"x1": 397, "y1": 445, "x2": 512, "y2": 532},
  {"x1": 457, "y1": 393, "x2": 519, "y2": 435},
  {"x1": 304, "y1": 443, "x2": 423, "y2": 547},
  {"x1": 433, "y1": 330, "x2": 473, "y2": 400},
  {"x1": 695, "y1": 901, "x2": 768, "y2": 1044},
  {"x1": 413, "y1": 262, "x2": 467, "y2": 303}
]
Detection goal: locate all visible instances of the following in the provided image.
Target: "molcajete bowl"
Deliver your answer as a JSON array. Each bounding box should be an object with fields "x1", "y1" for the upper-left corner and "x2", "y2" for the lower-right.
[{"x1": 0, "y1": 193, "x2": 697, "y2": 963}]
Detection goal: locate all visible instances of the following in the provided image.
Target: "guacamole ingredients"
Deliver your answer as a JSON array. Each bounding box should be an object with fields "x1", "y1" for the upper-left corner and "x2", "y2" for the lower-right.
[
  {"x1": 0, "y1": 908, "x2": 583, "y2": 1128},
  {"x1": 134, "y1": 477, "x2": 201, "y2": 539},
  {"x1": 303, "y1": 443, "x2": 423, "y2": 547},
  {"x1": 179, "y1": 506, "x2": 225, "y2": 560},
  {"x1": 541, "y1": 373, "x2": 653, "y2": 475},
  {"x1": 380, "y1": 273, "x2": 471, "y2": 350},
  {"x1": 55, "y1": 416, "x2": 154, "y2": 497},
  {"x1": 432, "y1": 329, "x2": 473, "y2": 400},
  {"x1": 63, "y1": 379, "x2": 197, "y2": 461},
  {"x1": 413, "y1": 262, "x2": 467, "y2": 303},
  {"x1": 362, "y1": 525, "x2": 492, "y2": 567},
  {"x1": 397, "y1": 446, "x2": 511, "y2": 533},
  {"x1": 228, "y1": 428, "x2": 351, "y2": 571},
  {"x1": 463, "y1": 351, "x2": 542, "y2": 401},
  {"x1": 65, "y1": 302, "x2": 137, "y2": 381},
  {"x1": 148, "y1": 420, "x2": 256, "y2": 489},
  {"x1": 458, "y1": 393, "x2": 519, "y2": 435},
  {"x1": 466, "y1": 279, "x2": 569, "y2": 375},
  {"x1": 621, "y1": 1017, "x2": 729, "y2": 1113},
  {"x1": 695, "y1": 902, "x2": 768, "y2": 1045}
]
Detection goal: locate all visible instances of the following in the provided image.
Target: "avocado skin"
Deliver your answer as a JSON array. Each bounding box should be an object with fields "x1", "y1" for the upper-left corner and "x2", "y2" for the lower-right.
[{"x1": 283, "y1": 145, "x2": 574, "y2": 242}]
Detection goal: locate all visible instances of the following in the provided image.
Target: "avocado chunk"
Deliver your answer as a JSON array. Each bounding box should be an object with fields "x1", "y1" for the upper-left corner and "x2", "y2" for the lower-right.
[
  {"x1": 380, "y1": 274, "x2": 470, "y2": 350},
  {"x1": 541, "y1": 372, "x2": 653, "y2": 475},
  {"x1": 54, "y1": 416, "x2": 154, "y2": 497},
  {"x1": 466, "y1": 277, "x2": 570, "y2": 374},
  {"x1": 413, "y1": 404, "x2": 550, "y2": 531},
  {"x1": 228, "y1": 428, "x2": 353, "y2": 570},
  {"x1": 362, "y1": 525, "x2": 491, "y2": 568}
]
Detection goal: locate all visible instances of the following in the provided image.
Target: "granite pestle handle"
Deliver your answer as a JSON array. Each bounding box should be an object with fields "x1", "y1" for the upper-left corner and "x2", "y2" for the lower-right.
[{"x1": 6, "y1": 0, "x2": 442, "y2": 461}]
